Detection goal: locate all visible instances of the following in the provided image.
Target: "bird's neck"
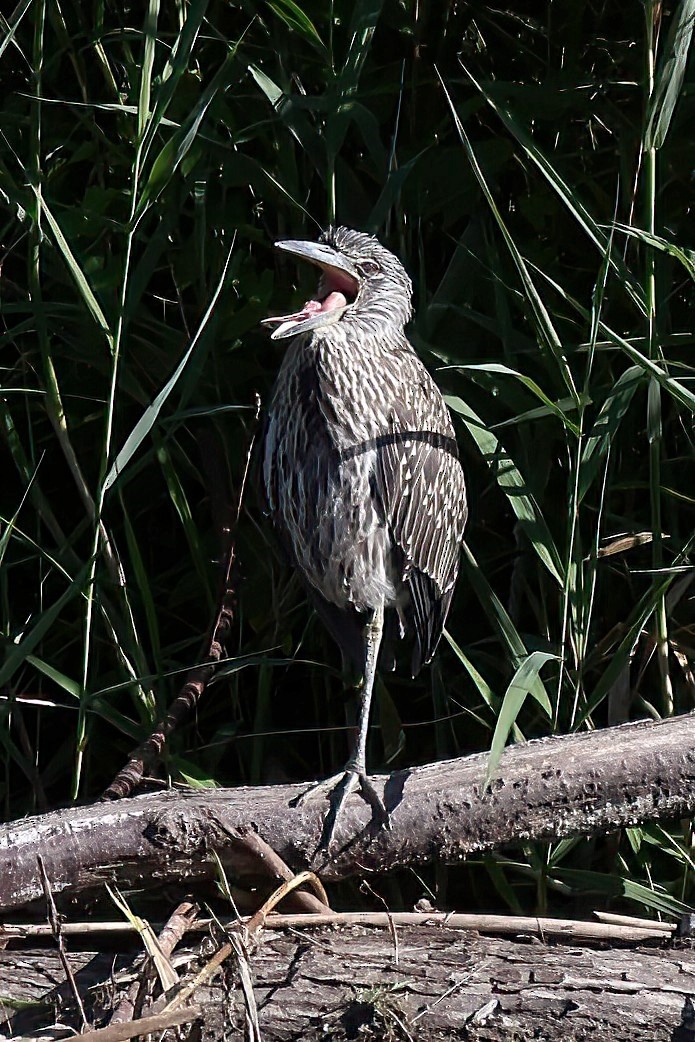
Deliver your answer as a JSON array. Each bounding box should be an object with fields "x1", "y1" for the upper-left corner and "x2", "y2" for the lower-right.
[{"x1": 309, "y1": 319, "x2": 411, "y2": 361}]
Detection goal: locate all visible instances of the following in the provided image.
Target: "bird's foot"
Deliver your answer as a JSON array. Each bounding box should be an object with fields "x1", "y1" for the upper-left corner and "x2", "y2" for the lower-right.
[{"x1": 291, "y1": 767, "x2": 390, "y2": 850}]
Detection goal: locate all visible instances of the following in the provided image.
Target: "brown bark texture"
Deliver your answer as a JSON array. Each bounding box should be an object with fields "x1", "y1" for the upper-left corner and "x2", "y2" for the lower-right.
[
  {"x1": 3, "y1": 925, "x2": 695, "y2": 1041},
  {"x1": 2, "y1": 711, "x2": 695, "y2": 911}
]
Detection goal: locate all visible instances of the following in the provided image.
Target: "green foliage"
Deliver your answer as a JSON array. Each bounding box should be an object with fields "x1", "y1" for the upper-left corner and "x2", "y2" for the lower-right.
[{"x1": 1, "y1": 0, "x2": 694, "y2": 918}]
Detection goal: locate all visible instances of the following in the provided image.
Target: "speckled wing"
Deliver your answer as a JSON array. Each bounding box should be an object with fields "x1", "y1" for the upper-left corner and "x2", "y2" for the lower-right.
[{"x1": 374, "y1": 351, "x2": 467, "y2": 674}]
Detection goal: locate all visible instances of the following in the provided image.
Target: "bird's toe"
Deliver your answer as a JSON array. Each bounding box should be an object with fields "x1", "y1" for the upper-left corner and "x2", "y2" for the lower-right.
[{"x1": 291, "y1": 768, "x2": 388, "y2": 850}]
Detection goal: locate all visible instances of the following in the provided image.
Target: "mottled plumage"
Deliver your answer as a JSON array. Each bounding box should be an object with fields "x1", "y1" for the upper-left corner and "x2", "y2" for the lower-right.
[{"x1": 262, "y1": 226, "x2": 467, "y2": 840}]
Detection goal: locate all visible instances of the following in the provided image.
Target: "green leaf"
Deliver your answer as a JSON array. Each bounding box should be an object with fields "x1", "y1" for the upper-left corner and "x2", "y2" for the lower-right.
[
  {"x1": 578, "y1": 366, "x2": 643, "y2": 501},
  {"x1": 447, "y1": 395, "x2": 565, "y2": 586},
  {"x1": 0, "y1": 0, "x2": 33, "y2": 62},
  {"x1": 138, "y1": 48, "x2": 243, "y2": 217},
  {"x1": 553, "y1": 867, "x2": 692, "y2": 917},
  {"x1": 26, "y1": 655, "x2": 81, "y2": 700},
  {"x1": 265, "y1": 0, "x2": 326, "y2": 54},
  {"x1": 138, "y1": 0, "x2": 160, "y2": 137},
  {"x1": 339, "y1": 0, "x2": 385, "y2": 92},
  {"x1": 444, "y1": 629, "x2": 497, "y2": 714},
  {"x1": 103, "y1": 244, "x2": 234, "y2": 493},
  {"x1": 613, "y1": 223, "x2": 695, "y2": 281},
  {"x1": 452, "y1": 362, "x2": 580, "y2": 436},
  {"x1": 485, "y1": 651, "x2": 557, "y2": 784},
  {"x1": 174, "y1": 758, "x2": 222, "y2": 788},
  {"x1": 460, "y1": 543, "x2": 553, "y2": 712},
  {"x1": 645, "y1": 0, "x2": 695, "y2": 149},
  {"x1": 31, "y1": 191, "x2": 112, "y2": 348}
]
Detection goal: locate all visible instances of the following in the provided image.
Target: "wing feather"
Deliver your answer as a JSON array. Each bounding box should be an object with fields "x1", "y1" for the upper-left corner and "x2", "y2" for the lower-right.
[{"x1": 373, "y1": 356, "x2": 467, "y2": 672}]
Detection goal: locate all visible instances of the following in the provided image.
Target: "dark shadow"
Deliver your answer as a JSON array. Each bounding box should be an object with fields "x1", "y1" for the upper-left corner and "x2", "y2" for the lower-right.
[{"x1": 6, "y1": 950, "x2": 133, "y2": 1036}]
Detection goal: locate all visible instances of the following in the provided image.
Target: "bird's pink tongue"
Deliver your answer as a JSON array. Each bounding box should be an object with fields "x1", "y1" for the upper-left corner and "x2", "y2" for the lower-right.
[
  {"x1": 318, "y1": 291, "x2": 348, "y2": 312},
  {"x1": 263, "y1": 291, "x2": 348, "y2": 326}
]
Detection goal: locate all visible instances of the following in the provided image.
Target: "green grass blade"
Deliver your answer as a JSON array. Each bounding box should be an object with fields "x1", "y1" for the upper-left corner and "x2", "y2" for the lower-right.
[
  {"x1": 460, "y1": 60, "x2": 647, "y2": 316},
  {"x1": 0, "y1": 565, "x2": 89, "y2": 688},
  {"x1": 451, "y1": 362, "x2": 580, "y2": 436},
  {"x1": 486, "y1": 651, "x2": 557, "y2": 784},
  {"x1": 0, "y1": 0, "x2": 33, "y2": 61},
  {"x1": 553, "y1": 867, "x2": 692, "y2": 916},
  {"x1": 461, "y1": 543, "x2": 553, "y2": 712},
  {"x1": 26, "y1": 654, "x2": 81, "y2": 700},
  {"x1": 265, "y1": 0, "x2": 326, "y2": 55},
  {"x1": 613, "y1": 223, "x2": 695, "y2": 280},
  {"x1": 30, "y1": 191, "x2": 113, "y2": 347},
  {"x1": 448, "y1": 395, "x2": 565, "y2": 586},
  {"x1": 103, "y1": 244, "x2": 234, "y2": 493},
  {"x1": 439, "y1": 71, "x2": 579, "y2": 404},
  {"x1": 138, "y1": 0, "x2": 159, "y2": 138},
  {"x1": 578, "y1": 366, "x2": 643, "y2": 501},
  {"x1": 645, "y1": 0, "x2": 695, "y2": 149}
]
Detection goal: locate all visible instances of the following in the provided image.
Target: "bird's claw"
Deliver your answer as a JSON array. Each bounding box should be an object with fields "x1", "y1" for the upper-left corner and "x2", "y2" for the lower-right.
[{"x1": 291, "y1": 768, "x2": 390, "y2": 850}]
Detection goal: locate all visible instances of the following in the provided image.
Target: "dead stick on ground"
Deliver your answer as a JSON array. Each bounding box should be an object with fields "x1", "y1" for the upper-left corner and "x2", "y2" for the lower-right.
[
  {"x1": 102, "y1": 400, "x2": 260, "y2": 801},
  {"x1": 109, "y1": 900, "x2": 200, "y2": 1025},
  {"x1": 71, "y1": 1007, "x2": 201, "y2": 1042},
  {"x1": 37, "y1": 855, "x2": 88, "y2": 1031},
  {"x1": 0, "y1": 910, "x2": 676, "y2": 946},
  {"x1": 256, "y1": 910, "x2": 675, "y2": 944}
]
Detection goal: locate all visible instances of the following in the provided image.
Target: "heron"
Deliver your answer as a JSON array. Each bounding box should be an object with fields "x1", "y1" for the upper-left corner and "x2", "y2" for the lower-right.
[{"x1": 261, "y1": 226, "x2": 467, "y2": 845}]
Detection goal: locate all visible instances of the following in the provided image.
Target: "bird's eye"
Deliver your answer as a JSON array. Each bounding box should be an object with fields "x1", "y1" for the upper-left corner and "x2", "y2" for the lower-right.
[{"x1": 358, "y1": 259, "x2": 380, "y2": 277}]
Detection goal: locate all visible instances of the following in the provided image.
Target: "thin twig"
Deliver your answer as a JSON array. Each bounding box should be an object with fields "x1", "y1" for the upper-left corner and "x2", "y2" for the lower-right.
[
  {"x1": 37, "y1": 855, "x2": 89, "y2": 1030},
  {"x1": 2, "y1": 908, "x2": 676, "y2": 946},
  {"x1": 360, "y1": 879, "x2": 399, "y2": 965},
  {"x1": 255, "y1": 910, "x2": 674, "y2": 945}
]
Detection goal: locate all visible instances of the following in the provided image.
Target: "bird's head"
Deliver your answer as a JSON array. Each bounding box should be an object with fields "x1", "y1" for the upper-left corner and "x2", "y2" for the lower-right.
[{"x1": 262, "y1": 226, "x2": 413, "y2": 341}]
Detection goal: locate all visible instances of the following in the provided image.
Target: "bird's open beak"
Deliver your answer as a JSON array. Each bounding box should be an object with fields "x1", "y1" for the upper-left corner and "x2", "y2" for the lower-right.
[{"x1": 261, "y1": 239, "x2": 360, "y2": 340}]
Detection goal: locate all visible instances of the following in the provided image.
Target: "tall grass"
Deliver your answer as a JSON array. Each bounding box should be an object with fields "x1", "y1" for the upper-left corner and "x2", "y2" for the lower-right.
[{"x1": 1, "y1": 0, "x2": 694, "y2": 916}]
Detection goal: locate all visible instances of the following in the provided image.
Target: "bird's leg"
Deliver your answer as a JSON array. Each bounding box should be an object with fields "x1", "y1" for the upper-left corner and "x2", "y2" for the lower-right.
[
  {"x1": 345, "y1": 604, "x2": 384, "y2": 792},
  {"x1": 292, "y1": 604, "x2": 389, "y2": 848}
]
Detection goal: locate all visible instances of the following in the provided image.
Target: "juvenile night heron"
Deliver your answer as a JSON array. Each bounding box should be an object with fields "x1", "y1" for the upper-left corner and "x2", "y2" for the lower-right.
[{"x1": 262, "y1": 227, "x2": 467, "y2": 842}]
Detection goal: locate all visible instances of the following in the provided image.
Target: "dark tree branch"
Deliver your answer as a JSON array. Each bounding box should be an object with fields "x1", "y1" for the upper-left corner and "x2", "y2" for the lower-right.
[{"x1": 2, "y1": 711, "x2": 695, "y2": 911}]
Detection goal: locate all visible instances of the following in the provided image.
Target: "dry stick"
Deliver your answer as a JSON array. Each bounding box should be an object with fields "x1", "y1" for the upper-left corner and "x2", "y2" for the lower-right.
[
  {"x1": 0, "y1": 909, "x2": 675, "y2": 946},
  {"x1": 222, "y1": 829, "x2": 332, "y2": 914},
  {"x1": 68, "y1": 1007, "x2": 201, "y2": 1042},
  {"x1": 102, "y1": 404, "x2": 260, "y2": 802},
  {"x1": 109, "y1": 900, "x2": 200, "y2": 1025},
  {"x1": 256, "y1": 910, "x2": 673, "y2": 945},
  {"x1": 36, "y1": 855, "x2": 89, "y2": 1031},
  {"x1": 592, "y1": 910, "x2": 675, "y2": 932}
]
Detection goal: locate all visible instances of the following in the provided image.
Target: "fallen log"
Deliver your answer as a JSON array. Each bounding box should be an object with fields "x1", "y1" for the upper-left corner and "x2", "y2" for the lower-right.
[
  {"x1": 2, "y1": 923, "x2": 693, "y2": 1041},
  {"x1": 2, "y1": 711, "x2": 695, "y2": 910}
]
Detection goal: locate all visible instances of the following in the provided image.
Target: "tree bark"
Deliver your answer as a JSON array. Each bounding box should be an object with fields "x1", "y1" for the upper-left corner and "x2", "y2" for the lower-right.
[
  {"x1": 2, "y1": 711, "x2": 695, "y2": 911},
  {"x1": 3, "y1": 925, "x2": 695, "y2": 1041}
]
